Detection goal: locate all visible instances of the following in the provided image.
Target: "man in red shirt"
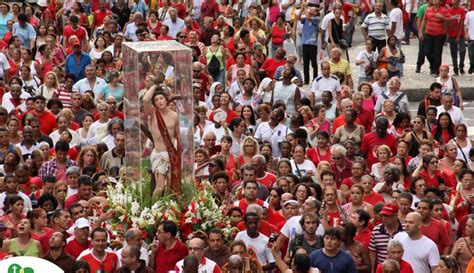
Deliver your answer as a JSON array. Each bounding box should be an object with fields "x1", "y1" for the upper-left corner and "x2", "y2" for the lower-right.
[
  {"x1": 150, "y1": 220, "x2": 189, "y2": 273},
  {"x1": 419, "y1": 0, "x2": 449, "y2": 75},
  {"x1": 63, "y1": 15, "x2": 88, "y2": 49},
  {"x1": 192, "y1": 62, "x2": 210, "y2": 101},
  {"x1": 65, "y1": 217, "x2": 91, "y2": 258},
  {"x1": 416, "y1": 198, "x2": 451, "y2": 254},
  {"x1": 251, "y1": 155, "x2": 277, "y2": 190},
  {"x1": 39, "y1": 209, "x2": 71, "y2": 252},
  {"x1": 351, "y1": 209, "x2": 372, "y2": 250},
  {"x1": 259, "y1": 48, "x2": 287, "y2": 79},
  {"x1": 93, "y1": 2, "x2": 113, "y2": 29},
  {"x1": 447, "y1": 0, "x2": 466, "y2": 75},
  {"x1": 353, "y1": 92, "x2": 374, "y2": 132},
  {"x1": 200, "y1": 0, "x2": 219, "y2": 22},
  {"x1": 31, "y1": 95, "x2": 57, "y2": 135},
  {"x1": 65, "y1": 175, "x2": 93, "y2": 209},
  {"x1": 375, "y1": 240, "x2": 414, "y2": 273},
  {"x1": 361, "y1": 116, "x2": 397, "y2": 169},
  {"x1": 78, "y1": 228, "x2": 119, "y2": 272}
]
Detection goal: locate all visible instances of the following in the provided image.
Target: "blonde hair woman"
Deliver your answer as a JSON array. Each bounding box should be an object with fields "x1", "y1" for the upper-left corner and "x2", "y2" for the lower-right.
[
  {"x1": 239, "y1": 136, "x2": 260, "y2": 166},
  {"x1": 36, "y1": 71, "x2": 59, "y2": 101},
  {"x1": 371, "y1": 145, "x2": 392, "y2": 182}
]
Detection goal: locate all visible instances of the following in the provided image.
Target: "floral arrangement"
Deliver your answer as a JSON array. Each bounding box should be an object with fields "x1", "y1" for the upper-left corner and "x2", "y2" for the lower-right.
[{"x1": 105, "y1": 178, "x2": 237, "y2": 244}]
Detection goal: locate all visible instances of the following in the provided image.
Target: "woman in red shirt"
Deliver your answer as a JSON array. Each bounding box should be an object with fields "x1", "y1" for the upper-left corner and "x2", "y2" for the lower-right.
[
  {"x1": 307, "y1": 131, "x2": 331, "y2": 168},
  {"x1": 268, "y1": 13, "x2": 289, "y2": 55}
]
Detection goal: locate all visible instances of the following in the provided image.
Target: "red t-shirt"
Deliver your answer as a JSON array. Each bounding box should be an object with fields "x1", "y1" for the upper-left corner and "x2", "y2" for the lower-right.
[
  {"x1": 155, "y1": 239, "x2": 189, "y2": 273},
  {"x1": 209, "y1": 109, "x2": 239, "y2": 124},
  {"x1": 354, "y1": 228, "x2": 371, "y2": 249},
  {"x1": 307, "y1": 147, "x2": 331, "y2": 168},
  {"x1": 79, "y1": 249, "x2": 119, "y2": 273},
  {"x1": 200, "y1": 0, "x2": 219, "y2": 20},
  {"x1": 193, "y1": 74, "x2": 210, "y2": 101},
  {"x1": 236, "y1": 220, "x2": 277, "y2": 237},
  {"x1": 361, "y1": 132, "x2": 397, "y2": 169},
  {"x1": 357, "y1": 107, "x2": 374, "y2": 133},
  {"x1": 376, "y1": 260, "x2": 413, "y2": 273},
  {"x1": 32, "y1": 110, "x2": 57, "y2": 135},
  {"x1": 93, "y1": 9, "x2": 113, "y2": 27},
  {"x1": 63, "y1": 26, "x2": 88, "y2": 47},
  {"x1": 260, "y1": 58, "x2": 286, "y2": 79},
  {"x1": 258, "y1": 172, "x2": 277, "y2": 189},
  {"x1": 424, "y1": 6, "x2": 449, "y2": 36},
  {"x1": 364, "y1": 192, "x2": 385, "y2": 206},
  {"x1": 447, "y1": 7, "x2": 466, "y2": 37},
  {"x1": 65, "y1": 193, "x2": 81, "y2": 209},
  {"x1": 332, "y1": 115, "x2": 362, "y2": 134},
  {"x1": 420, "y1": 217, "x2": 451, "y2": 253},
  {"x1": 65, "y1": 237, "x2": 91, "y2": 258}
]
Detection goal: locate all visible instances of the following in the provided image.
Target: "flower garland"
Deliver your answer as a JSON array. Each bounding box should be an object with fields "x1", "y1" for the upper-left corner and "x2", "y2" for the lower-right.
[{"x1": 105, "y1": 180, "x2": 237, "y2": 244}]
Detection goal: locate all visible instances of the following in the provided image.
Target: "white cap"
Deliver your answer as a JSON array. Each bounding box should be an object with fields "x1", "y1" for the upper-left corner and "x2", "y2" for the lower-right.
[
  {"x1": 37, "y1": 0, "x2": 48, "y2": 7},
  {"x1": 74, "y1": 218, "x2": 90, "y2": 229}
]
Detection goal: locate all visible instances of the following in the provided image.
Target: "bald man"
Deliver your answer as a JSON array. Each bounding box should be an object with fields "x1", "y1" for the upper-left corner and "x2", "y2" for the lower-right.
[
  {"x1": 226, "y1": 255, "x2": 244, "y2": 273},
  {"x1": 392, "y1": 212, "x2": 439, "y2": 273},
  {"x1": 175, "y1": 238, "x2": 222, "y2": 273}
]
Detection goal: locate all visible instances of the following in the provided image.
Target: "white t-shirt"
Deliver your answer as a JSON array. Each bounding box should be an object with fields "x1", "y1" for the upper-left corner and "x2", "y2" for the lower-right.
[
  {"x1": 202, "y1": 124, "x2": 225, "y2": 145},
  {"x1": 389, "y1": 8, "x2": 404, "y2": 40},
  {"x1": 356, "y1": 50, "x2": 378, "y2": 78},
  {"x1": 371, "y1": 81, "x2": 386, "y2": 97},
  {"x1": 163, "y1": 18, "x2": 185, "y2": 39},
  {"x1": 310, "y1": 75, "x2": 340, "y2": 104},
  {"x1": 392, "y1": 232, "x2": 439, "y2": 273},
  {"x1": 402, "y1": 0, "x2": 418, "y2": 13},
  {"x1": 254, "y1": 122, "x2": 288, "y2": 157},
  {"x1": 465, "y1": 11, "x2": 474, "y2": 39},
  {"x1": 0, "y1": 53, "x2": 10, "y2": 80},
  {"x1": 290, "y1": 159, "x2": 317, "y2": 177},
  {"x1": 234, "y1": 231, "x2": 275, "y2": 266}
]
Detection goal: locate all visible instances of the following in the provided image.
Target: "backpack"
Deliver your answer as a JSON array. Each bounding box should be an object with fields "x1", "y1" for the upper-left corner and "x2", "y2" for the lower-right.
[
  {"x1": 381, "y1": 93, "x2": 406, "y2": 113},
  {"x1": 208, "y1": 51, "x2": 221, "y2": 75}
]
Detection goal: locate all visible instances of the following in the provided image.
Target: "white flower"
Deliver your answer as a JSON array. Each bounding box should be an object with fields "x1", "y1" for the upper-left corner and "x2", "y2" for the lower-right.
[{"x1": 131, "y1": 202, "x2": 141, "y2": 216}]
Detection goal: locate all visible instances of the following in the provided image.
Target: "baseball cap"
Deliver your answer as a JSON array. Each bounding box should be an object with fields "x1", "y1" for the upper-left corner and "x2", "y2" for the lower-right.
[
  {"x1": 380, "y1": 204, "x2": 398, "y2": 216},
  {"x1": 283, "y1": 200, "x2": 299, "y2": 207},
  {"x1": 71, "y1": 40, "x2": 81, "y2": 47},
  {"x1": 74, "y1": 218, "x2": 90, "y2": 229}
]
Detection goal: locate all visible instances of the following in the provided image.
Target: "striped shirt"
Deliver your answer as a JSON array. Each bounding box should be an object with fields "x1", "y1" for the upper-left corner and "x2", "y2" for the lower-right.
[
  {"x1": 425, "y1": 6, "x2": 449, "y2": 36},
  {"x1": 368, "y1": 222, "x2": 404, "y2": 264},
  {"x1": 362, "y1": 12, "x2": 390, "y2": 40}
]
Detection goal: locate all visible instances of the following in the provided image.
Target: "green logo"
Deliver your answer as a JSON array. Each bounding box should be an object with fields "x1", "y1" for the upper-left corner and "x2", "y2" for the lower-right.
[{"x1": 8, "y1": 264, "x2": 34, "y2": 273}]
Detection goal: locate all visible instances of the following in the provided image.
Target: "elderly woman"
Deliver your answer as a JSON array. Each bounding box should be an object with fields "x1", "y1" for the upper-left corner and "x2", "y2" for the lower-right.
[
  {"x1": 291, "y1": 144, "x2": 317, "y2": 178},
  {"x1": 374, "y1": 76, "x2": 409, "y2": 114},
  {"x1": 49, "y1": 114, "x2": 81, "y2": 147},
  {"x1": 371, "y1": 145, "x2": 392, "y2": 182},
  {"x1": 66, "y1": 166, "x2": 81, "y2": 196},
  {"x1": 372, "y1": 164, "x2": 405, "y2": 203}
]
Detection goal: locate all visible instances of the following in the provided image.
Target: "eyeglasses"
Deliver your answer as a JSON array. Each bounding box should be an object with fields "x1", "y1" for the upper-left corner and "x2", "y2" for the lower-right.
[
  {"x1": 429, "y1": 161, "x2": 438, "y2": 165},
  {"x1": 57, "y1": 189, "x2": 67, "y2": 193},
  {"x1": 179, "y1": 36, "x2": 186, "y2": 38},
  {"x1": 331, "y1": 157, "x2": 342, "y2": 160}
]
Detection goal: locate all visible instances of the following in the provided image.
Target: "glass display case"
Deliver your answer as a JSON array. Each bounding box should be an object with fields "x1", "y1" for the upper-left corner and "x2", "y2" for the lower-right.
[{"x1": 122, "y1": 41, "x2": 194, "y2": 193}]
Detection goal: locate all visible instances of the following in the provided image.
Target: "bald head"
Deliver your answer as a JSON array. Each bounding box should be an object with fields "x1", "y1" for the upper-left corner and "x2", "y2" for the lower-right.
[
  {"x1": 228, "y1": 255, "x2": 244, "y2": 273},
  {"x1": 405, "y1": 212, "x2": 422, "y2": 237},
  {"x1": 281, "y1": 193, "x2": 294, "y2": 204}
]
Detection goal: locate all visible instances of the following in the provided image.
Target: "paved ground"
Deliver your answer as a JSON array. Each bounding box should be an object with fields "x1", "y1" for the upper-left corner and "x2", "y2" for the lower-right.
[{"x1": 296, "y1": 26, "x2": 474, "y2": 136}]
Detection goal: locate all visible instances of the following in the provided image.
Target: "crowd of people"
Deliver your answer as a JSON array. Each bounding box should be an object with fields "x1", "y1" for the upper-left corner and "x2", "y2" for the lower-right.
[{"x1": 0, "y1": 0, "x2": 473, "y2": 272}]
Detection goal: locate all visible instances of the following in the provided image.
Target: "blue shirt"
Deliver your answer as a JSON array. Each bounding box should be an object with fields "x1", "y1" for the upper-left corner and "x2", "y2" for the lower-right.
[
  {"x1": 65, "y1": 52, "x2": 92, "y2": 82},
  {"x1": 0, "y1": 13, "x2": 13, "y2": 39},
  {"x1": 12, "y1": 22, "x2": 36, "y2": 48},
  {"x1": 301, "y1": 16, "x2": 319, "y2": 46},
  {"x1": 310, "y1": 249, "x2": 356, "y2": 273}
]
